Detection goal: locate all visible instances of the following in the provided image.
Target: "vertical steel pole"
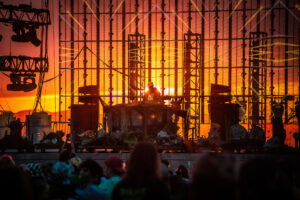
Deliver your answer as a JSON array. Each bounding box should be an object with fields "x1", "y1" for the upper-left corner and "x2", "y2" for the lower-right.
[
  {"x1": 228, "y1": 0, "x2": 232, "y2": 90},
  {"x1": 135, "y1": 0, "x2": 139, "y2": 34},
  {"x1": 71, "y1": 0, "x2": 74, "y2": 105},
  {"x1": 174, "y1": 0, "x2": 178, "y2": 99},
  {"x1": 214, "y1": 0, "x2": 219, "y2": 85},
  {"x1": 122, "y1": 1, "x2": 126, "y2": 104},
  {"x1": 201, "y1": 0, "x2": 205, "y2": 123},
  {"x1": 148, "y1": 0, "x2": 152, "y2": 82},
  {"x1": 109, "y1": 0, "x2": 113, "y2": 105},
  {"x1": 284, "y1": 0, "x2": 289, "y2": 123},
  {"x1": 83, "y1": 0, "x2": 87, "y2": 87},
  {"x1": 58, "y1": 0, "x2": 62, "y2": 124},
  {"x1": 242, "y1": 0, "x2": 247, "y2": 107},
  {"x1": 298, "y1": 26, "x2": 300, "y2": 146},
  {"x1": 97, "y1": 0, "x2": 100, "y2": 97},
  {"x1": 161, "y1": 0, "x2": 165, "y2": 96},
  {"x1": 270, "y1": 0, "x2": 275, "y2": 100}
]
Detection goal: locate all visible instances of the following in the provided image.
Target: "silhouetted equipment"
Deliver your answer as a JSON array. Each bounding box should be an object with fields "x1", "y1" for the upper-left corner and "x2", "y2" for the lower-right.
[
  {"x1": 71, "y1": 105, "x2": 99, "y2": 137},
  {"x1": 271, "y1": 103, "x2": 286, "y2": 145},
  {"x1": 0, "y1": 117, "x2": 32, "y2": 153},
  {"x1": 296, "y1": 101, "x2": 300, "y2": 127},
  {"x1": 295, "y1": 101, "x2": 300, "y2": 149},
  {"x1": 7, "y1": 73, "x2": 37, "y2": 92},
  {"x1": 9, "y1": 118, "x2": 23, "y2": 138},
  {"x1": 0, "y1": 34, "x2": 2, "y2": 42},
  {"x1": 0, "y1": 111, "x2": 15, "y2": 139},
  {"x1": 26, "y1": 112, "x2": 52, "y2": 144},
  {"x1": 71, "y1": 85, "x2": 99, "y2": 140},
  {"x1": 0, "y1": 56, "x2": 48, "y2": 92},
  {"x1": 209, "y1": 84, "x2": 240, "y2": 142},
  {"x1": 0, "y1": 2, "x2": 50, "y2": 92},
  {"x1": 78, "y1": 85, "x2": 99, "y2": 104},
  {"x1": 103, "y1": 102, "x2": 187, "y2": 138},
  {"x1": 12, "y1": 23, "x2": 41, "y2": 47}
]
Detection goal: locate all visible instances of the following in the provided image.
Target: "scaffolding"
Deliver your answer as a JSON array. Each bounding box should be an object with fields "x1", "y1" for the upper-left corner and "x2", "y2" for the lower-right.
[
  {"x1": 128, "y1": 34, "x2": 146, "y2": 102},
  {"x1": 183, "y1": 33, "x2": 202, "y2": 139},
  {"x1": 57, "y1": 0, "x2": 300, "y2": 140},
  {"x1": 248, "y1": 32, "x2": 268, "y2": 131}
]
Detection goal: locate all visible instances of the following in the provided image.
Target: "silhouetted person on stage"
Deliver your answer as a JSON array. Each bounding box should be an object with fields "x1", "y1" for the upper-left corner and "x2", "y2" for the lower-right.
[
  {"x1": 9, "y1": 118, "x2": 23, "y2": 138},
  {"x1": 271, "y1": 103, "x2": 286, "y2": 146},
  {"x1": 144, "y1": 82, "x2": 161, "y2": 102}
]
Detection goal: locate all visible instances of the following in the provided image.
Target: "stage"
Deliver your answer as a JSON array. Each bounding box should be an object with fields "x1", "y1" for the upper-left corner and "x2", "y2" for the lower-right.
[{"x1": 3, "y1": 152, "x2": 300, "y2": 172}]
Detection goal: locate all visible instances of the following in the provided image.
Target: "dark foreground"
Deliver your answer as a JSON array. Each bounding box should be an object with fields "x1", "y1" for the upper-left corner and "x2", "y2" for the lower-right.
[{"x1": 1, "y1": 143, "x2": 300, "y2": 200}]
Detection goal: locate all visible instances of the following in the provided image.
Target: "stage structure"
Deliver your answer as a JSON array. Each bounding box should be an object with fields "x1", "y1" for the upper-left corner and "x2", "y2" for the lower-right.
[
  {"x1": 0, "y1": 3, "x2": 50, "y2": 93},
  {"x1": 58, "y1": 0, "x2": 300, "y2": 139}
]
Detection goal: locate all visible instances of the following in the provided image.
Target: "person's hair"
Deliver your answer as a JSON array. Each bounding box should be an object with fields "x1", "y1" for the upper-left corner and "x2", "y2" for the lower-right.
[
  {"x1": 0, "y1": 155, "x2": 15, "y2": 170},
  {"x1": 161, "y1": 159, "x2": 169, "y2": 167},
  {"x1": 238, "y1": 157, "x2": 291, "y2": 200},
  {"x1": 189, "y1": 154, "x2": 236, "y2": 200},
  {"x1": 110, "y1": 167, "x2": 123, "y2": 177},
  {"x1": 126, "y1": 142, "x2": 160, "y2": 184},
  {"x1": 176, "y1": 165, "x2": 189, "y2": 179},
  {"x1": 0, "y1": 166, "x2": 33, "y2": 200},
  {"x1": 79, "y1": 159, "x2": 103, "y2": 178}
]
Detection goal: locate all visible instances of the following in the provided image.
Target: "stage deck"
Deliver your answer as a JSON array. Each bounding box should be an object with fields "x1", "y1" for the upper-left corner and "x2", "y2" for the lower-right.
[{"x1": 2, "y1": 152, "x2": 300, "y2": 171}]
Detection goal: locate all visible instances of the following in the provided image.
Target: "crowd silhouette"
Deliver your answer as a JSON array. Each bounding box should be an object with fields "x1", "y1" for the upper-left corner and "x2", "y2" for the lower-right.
[{"x1": 0, "y1": 142, "x2": 300, "y2": 200}]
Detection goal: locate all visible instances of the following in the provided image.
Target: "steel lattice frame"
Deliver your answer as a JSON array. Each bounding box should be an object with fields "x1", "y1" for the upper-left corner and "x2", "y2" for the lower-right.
[
  {"x1": 58, "y1": 0, "x2": 299, "y2": 142},
  {"x1": 128, "y1": 34, "x2": 146, "y2": 102}
]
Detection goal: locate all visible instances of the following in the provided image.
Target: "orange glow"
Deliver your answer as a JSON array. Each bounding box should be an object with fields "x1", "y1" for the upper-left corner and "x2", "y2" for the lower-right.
[
  {"x1": 150, "y1": 114, "x2": 156, "y2": 119},
  {"x1": 145, "y1": 85, "x2": 162, "y2": 94}
]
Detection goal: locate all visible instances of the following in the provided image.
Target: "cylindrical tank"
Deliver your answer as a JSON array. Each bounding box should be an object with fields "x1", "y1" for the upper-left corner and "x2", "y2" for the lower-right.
[
  {"x1": 26, "y1": 112, "x2": 52, "y2": 143},
  {"x1": 0, "y1": 111, "x2": 16, "y2": 139}
]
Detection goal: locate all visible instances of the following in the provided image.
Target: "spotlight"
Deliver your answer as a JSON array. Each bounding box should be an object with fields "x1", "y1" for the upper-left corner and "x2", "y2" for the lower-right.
[
  {"x1": 11, "y1": 23, "x2": 41, "y2": 47},
  {"x1": 27, "y1": 27, "x2": 41, "y2": 47},
  {"x1": 11, "y1": 23, "x2": 29, "y2": 43},
  {"x1": 7, "y1": 74, "x2": 37, "y2": 92}
]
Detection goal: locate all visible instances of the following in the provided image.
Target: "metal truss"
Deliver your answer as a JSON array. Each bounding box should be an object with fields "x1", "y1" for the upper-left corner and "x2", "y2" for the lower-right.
[
  {"x1": 128, "y1": 33, "x2": 146, "y2": 102},
  {"x1": 183, "y1": 33, "x2": 202, "y2": 139},
  {"x1": 248, "y1": 32, "x2": 268, "y2": 131},
  {"x1": 0, "y1": 3, "x2": 50, "y2": 26},
  {"x1": 0, "y1": 56, "x2": 48, "y2": 73}
]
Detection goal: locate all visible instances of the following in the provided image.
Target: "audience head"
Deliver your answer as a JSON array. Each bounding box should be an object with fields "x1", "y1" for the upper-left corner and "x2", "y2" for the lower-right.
[
  {"x1": 176, "y1": 165, "x2": 189, "y2": 179},
  {"x1": 189, "y1": 153, "x2": 236, "y2": 200},
  {"x1": 126, "y1": 142, "x2": 160, "y2": 183},
  {"x1": 0, "y1": 166, "x2": 33, "y2": 200},
  {"x1": 238, "y1": 157, "x2": 294, "y2": 200},
  {"x1": 0, "y1": 154, "x2": 15, "y2": 169},
  {"x1": 104, "y1": 156, "x2": 125, "y2": 178},
  {"x1": 79, "y1": 159, "x2": 103, "y2": 186}
]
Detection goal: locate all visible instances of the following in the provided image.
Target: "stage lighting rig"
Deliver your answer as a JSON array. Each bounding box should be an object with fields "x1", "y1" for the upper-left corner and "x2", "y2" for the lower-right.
[
  {"x1": 7, "y1": 73, "x2": 37, "y2": 92},
  {"x1": 0, "y1": 56, "x2": 48, "y2": 92},
  {"x1": 11, "y1": 23, "x2": 41, "y2": 47},
  {"x1": 0, "y1": 2, "x2": 50, "y2": 92}
]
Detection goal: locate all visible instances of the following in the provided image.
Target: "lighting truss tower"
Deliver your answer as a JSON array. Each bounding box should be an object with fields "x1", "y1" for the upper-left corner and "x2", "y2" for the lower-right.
[
  {"x1": 128, "y1": 33, "x2": 146, "y2": 102},
  {"x1": 183, "y1": 33, "x2": 202, "y2": 139},
  {"x1": 0, "y1": 3, "x2": 50, "y2": 92},
  {"x1": 248, "y1": 32, "x2": 267, "y2": 131}
]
